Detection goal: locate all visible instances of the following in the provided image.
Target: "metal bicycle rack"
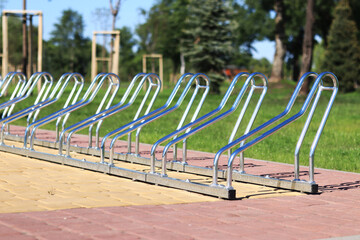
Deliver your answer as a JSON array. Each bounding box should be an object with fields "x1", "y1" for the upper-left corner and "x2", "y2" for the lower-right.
[
  {"x1": 0, "y1": 72, "x2": 31, "y2": 117},
  {"x1": 57, "y1": 72, "x2": 162, "y2": 156},
  {"x1": 0, "y1": 73, "x2": 27, "y2": 122},
  {"x1": 220, "y1": 72, "x2": 338, "y2": 191},
  {"x1": 152, "y1": 72, "x2": 267, "y2": 176},
  {"x1": 22, "y1": 72, "x2": 120, "y2": 149},
  {"x1": 0, "y1": 73, "x2": 85, "y2": 143},
  {"x1": 0, "y1": 71, "x2": 338, "y2": 199}
]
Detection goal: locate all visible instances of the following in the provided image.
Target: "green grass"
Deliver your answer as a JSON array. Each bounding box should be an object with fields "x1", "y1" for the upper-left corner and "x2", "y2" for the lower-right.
[{"x1": 4, "y1": 79, "x2": 360, "y2": 173}]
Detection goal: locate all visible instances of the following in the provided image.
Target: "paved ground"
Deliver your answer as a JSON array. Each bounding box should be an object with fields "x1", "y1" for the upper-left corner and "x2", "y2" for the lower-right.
[{"x1": 0, "y1": 126, "x2": 359, "y2": 239}]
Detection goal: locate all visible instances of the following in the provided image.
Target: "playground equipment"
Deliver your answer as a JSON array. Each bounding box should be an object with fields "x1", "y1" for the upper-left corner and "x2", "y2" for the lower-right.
[{"x1": 0, "y1": 71, "x2": 338, "y2": 199}]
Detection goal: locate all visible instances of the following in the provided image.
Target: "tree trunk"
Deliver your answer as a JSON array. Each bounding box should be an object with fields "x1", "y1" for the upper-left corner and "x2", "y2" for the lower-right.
[
  {"x1": 109, "y1": 0, "x2": 121, "y2": 73},
  {"x1": 22, "y1": 0, "x2": 28, "y2": 77},
  {"x1": 269, "y1": 0, "x2": 286, "y2": 83},
  {"x1": 292, "y1": 55, "x2": 300, "y2": 81},
  {"x1": 299, "y1": 0, "x2": 315, "y2": 94},
  {"x1": 180, "y1": 53, "x2": 185, "y2": 75}
]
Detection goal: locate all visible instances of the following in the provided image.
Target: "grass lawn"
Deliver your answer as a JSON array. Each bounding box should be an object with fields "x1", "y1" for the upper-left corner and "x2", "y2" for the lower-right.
[{"x1": 5, "y1": 77, "x2": 360, "y2": 173}]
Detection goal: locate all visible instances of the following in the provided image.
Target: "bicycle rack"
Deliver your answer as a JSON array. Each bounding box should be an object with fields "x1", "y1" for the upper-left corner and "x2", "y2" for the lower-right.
[
  {"x1": 22, "y1": 72, "x2": 119, "y2": 149},
  {"x1": 214, "y1": 72, "x2": 338, "y2": 193},
  {"x1": 0, "y1": 72, "x2": 28, "y2": 117},
  {"x1": 20, "y1": 73, "x2": 209, "y2": 162},
  {"x1": 0, "y1": 73, "x2": 84, "y2": 144},
  {"x1": 0, "y1": 72, "x2": 27, "y2": 100},
  {"x1": 57, "y1": 73, "x2": 161, "y2": 157},
  {"x1": 0, "y1": 72, "x2": 54, "y2": 132},
  {"x1": 0, "y1": 72, "x2": 338, "y2": 199},
  {"x1": 102, "y1": 73, "x2": 210, "y2": 165},
  {"x1": 151, "y1": 72, "x2": 267, "y2": 177}
]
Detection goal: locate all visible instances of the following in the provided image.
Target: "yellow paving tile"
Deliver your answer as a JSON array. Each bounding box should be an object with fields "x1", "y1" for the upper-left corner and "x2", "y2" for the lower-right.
[
  {"x1": 0, "y1": 141, "x2": 302, "y2": 214},
  {"x1": 0, "y1": 149, "x2": 219, "y2": 213}
]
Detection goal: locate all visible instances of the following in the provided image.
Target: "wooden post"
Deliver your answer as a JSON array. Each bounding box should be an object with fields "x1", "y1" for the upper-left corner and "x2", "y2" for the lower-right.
[
  {"x1": 28, "y1": 15, "x2": 33, "y2": 76},
  {"x1": 91, "y1": 33, "x2": 97, "y2": 80},
  {"x1": 142, "y1": 54, "x2": 163, "y2": 91},
  {"x1": 37, "y1": 12, "x2": 43, "y2": 73},
  {"x1": 159, "y1": 55, "x2": 163, "y2": 85},
  {"x1": 2, "y1": 13, "x2": 8, "y2": 78},
  {"x1": 142, "y1": 55, "x2": 146, "y2": 74},
  {"x1": 2, "y1": 10, "x2": 43, "y2": 79},
  {"x1": 111, "y1": 32, "x2": 120, "y2": 74}
]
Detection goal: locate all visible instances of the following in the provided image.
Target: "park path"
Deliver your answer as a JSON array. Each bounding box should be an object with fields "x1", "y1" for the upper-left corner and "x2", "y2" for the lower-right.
[{"x1": 0, "y1": 126, "x2": 359, "y2": 239}]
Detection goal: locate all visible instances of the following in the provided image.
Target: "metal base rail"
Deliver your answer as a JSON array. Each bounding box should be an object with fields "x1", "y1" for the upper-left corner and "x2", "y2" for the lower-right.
[
  {"x1": 0, "y1": 143, "x2": 235, "y2": 199},
  {"x1": 3, "y1": 133, "x2": 317, "y2": 194}
]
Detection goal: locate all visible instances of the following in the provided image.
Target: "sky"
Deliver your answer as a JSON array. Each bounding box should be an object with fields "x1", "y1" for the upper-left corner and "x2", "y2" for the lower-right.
[{"x1": 3, "y1": 0, "x2": 275, "y2": 62}]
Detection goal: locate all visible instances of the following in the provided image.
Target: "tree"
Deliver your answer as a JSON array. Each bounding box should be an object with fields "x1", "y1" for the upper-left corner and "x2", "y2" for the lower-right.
[
  {"x1": 298, "y1": 0, "x2": 315, "y2": 93},
  {"x1": 323, "y1": 0, "x2": 360, "y2": 92},
  {"x1": 231, "y1": 0, "x2": 274, "y2": 70},
  {"x1": 93, "y1": 7, "x2": 111, "y2": 72},
  {"x1": 241, "y1": 0, "x2": 335, "y2": 82},
  {"x1": 109, "y1": 0, "x2": 121, "y2": 31},
  {"x1": 0, "y1": 15, "x2": 39, "y2": 70},
  {"x1": 118, "y1": 26, "x2": 140, "y2": 80},
  {"x1": 182, "y1": 0, "x2": 233, "y2": 93},
  {"x1": 136, "y1": 0, "x2": 189, "y2": 81},
  {"x1": 45, "y1": 9, "x2": 91, "y2": 78},
  {"x1": 269, "y1": 0, "x2": 286, "y2": 83},
  {"x1": 109, "y1": 0, "x2": 121, "y2": 71}
]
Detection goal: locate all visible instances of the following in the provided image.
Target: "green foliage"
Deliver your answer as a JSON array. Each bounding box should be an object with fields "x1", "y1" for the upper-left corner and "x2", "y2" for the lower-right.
[
  {"x1": 44, "y1": 9, "x2": 91, "y2": 80},
  {"x1": 312, "y1": 41, "x2": 325, "y2": 73},
  {"x1": 0, "y1": 16, "x2": 39, "y2": 70},
  {"x1": 182, "y1": 0, "x2": 234, "y2": 93},
  {"x1": 250, "y1": 58, "x2": 272, "y2": 76},
  {"x1": 118, "y1": 26, "x2": 141, "y2": 81},
  {"x1": 232, "y1": 1, "x2": 274, "y2": 53},
  {"x1": 136, "y1": 0, "x2": 189, "y2": 81},
  {"x1": 6, "y1": 16, "x2": 22, "y2": 67},
  {"x1": 323, "y1": 0, "x2": 360, "y2": 92}
]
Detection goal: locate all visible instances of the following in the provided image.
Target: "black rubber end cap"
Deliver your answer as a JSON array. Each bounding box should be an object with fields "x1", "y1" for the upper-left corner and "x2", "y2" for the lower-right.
[
  {"x1": 228, "y1": 189, "x2": 236, "y2": 200},
  {"x1": 311, "y1": 184, "x2": 318, "y2": 193}
]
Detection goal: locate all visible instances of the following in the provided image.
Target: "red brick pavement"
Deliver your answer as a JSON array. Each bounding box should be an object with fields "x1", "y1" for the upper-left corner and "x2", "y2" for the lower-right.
[
  {"x1": 0, "y1": 190, "x2": 360, "y2": 239},
  {"x1": 1, "y1": 126, "x2": 359, "y2": 239}
]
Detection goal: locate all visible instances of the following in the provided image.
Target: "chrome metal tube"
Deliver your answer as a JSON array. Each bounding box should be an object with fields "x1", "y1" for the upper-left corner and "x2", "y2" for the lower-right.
[
  {"x1": 158, "y1": 73, "x2": 267, "y2": 178},
  {"x1": 225, "y1": 72, "x2": 338, "y2": 188},
  {"x1": 211, "y1": 72, "x2": 318, "y2": 186},
  {"x1": 308, "y1": 73, "x2": 338, "y2": 182},
  {"x1": 99, "y1": 73, "x2": 194, "y2": 164},
  {"x1": 59, "y1": 73, "x2": 147, "y2": 153},
  {"x1": 150, "y1": 72, "x2": 251, "y2": 169},
  {"x1": 24, "y1": 73, "x2": 118, "y2": 149},
  {"x1": 105, "y1": 73, "x2": 210, "y2": 171},
  {"x1": 61, "y1": 73, "x2": 160, "y2": 157}
]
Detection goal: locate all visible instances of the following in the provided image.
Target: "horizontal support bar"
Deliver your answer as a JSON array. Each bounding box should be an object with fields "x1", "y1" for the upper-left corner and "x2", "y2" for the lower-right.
[
  {"x1": 3, "y1": 10, "x2": 42, "y2": 16},
  {"x1": 95, "y1": 58, "x2": 111, "y2": 62}
]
